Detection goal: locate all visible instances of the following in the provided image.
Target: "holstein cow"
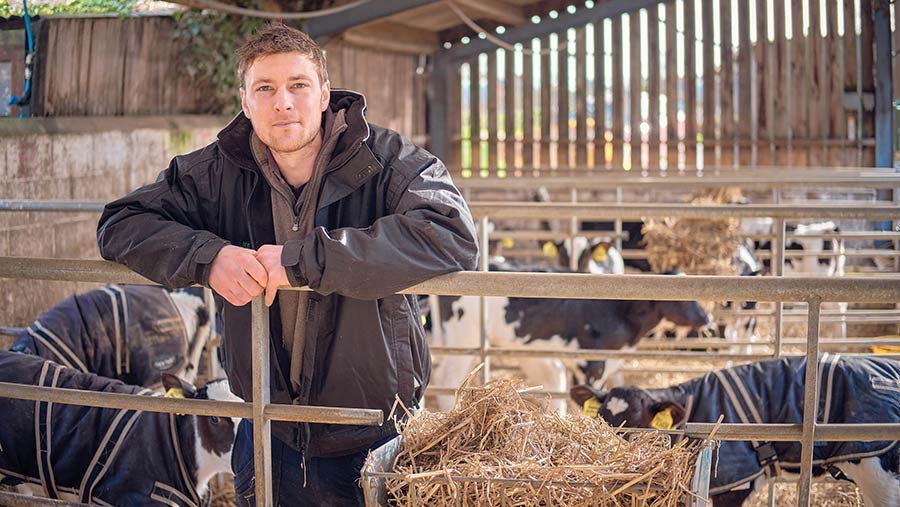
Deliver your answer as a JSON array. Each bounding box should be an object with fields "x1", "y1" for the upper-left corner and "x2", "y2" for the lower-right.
[
  {"x1": 571, "y1": 354, "x2": 900, "y2": 507},
  {"x1": 430, "y1": 263, "x2": 712, "y2": 413},
  {"x1": 0, "y1": 350, "x2": 240, "y2": 506},
  {"x1": 11, "y1": 285, "x2": 210, "y2": 388}
]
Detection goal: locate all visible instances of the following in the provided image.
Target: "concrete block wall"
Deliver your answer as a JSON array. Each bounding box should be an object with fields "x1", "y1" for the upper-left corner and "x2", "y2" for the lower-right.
[{"x1": 0, "y1": 116, "x2": 227, "y2": 327}]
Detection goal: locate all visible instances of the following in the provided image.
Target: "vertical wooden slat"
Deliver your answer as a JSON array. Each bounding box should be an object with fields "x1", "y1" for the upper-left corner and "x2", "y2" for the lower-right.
[
  {"x1": 827, "y1": 0, "x2": 845, "y2": 166},
  {"x1": 791, "y1": 0, "x2": 808, "y2": 166},
  {"x1": 630, "y1": 12, "x2": 642, "y2": 171},
  {"x1": 647, "y1": 6, "x2": 661, "y2": 171},
  {"x1": 558, "y1": 30, "x2": 570, "y2": 170},
  {"x1": 772, "y1": 0, "x2": 788, "y2": 165},
  {"x1": 808, "y1": 0, "x2": 823, "y2": 166},
  {"x1": 575, "y1": 27, "x2": 588, "y2": 169},
  {"x1": 505, "y1": 47, "x2": 516, "y2": 173},
  {"x1": 720, "y1": 0, "x2": 734, "y2": 167},
  {"x1": 522, "y1": 41, "x2": 534, "y2": 171},
  {"x1": 612, "y1": 17, "x2": 625, "y2": 170},
  {"x1": 762, "y1": 0, "x2": 776, "y2": 165},
  {"x1": 845, "y1": 0, "x2": 859, "y2": 165},
  {"x1": 594, "y1": 19, "x2": 607, "y2": 169},
  {"x1": 702, "y1": 0, "x2": 715, "y2": 168},
  {"x1": 471, "y1": 56, "x2": 482, "y2": 173},
  {"x1": 487, "y1": 50, "x2": 498, "y2": 175},
  {"x1": 738, "y1": 0, "x2": 753, "y2": 166},
  {"x1": 666, "y1": 1, "x2": 678, "y2": 169},
  {"x1": 755, "y1": 0, "x2": 771, "y2": 166},
  {"x1": 684, "y1": 0, "x2": 697, "y2": 168},
  {"x1": 77, "y1": 20, "x2": 94, "y2": 116},
  {"x1": 448, "y1": 61, "x2": 462, "y2": 172},
  {"x1": 860, "y1": 0, "x2": 876, "y2": 165},
  {"x1": 541, "y1": 36, "x2": 552, "y2": 170}
]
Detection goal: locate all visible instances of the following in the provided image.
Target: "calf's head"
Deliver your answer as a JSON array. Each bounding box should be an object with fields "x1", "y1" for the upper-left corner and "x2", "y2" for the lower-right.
[{"x1": 570, "y1": 384, "x2": 686, "y2": 430}]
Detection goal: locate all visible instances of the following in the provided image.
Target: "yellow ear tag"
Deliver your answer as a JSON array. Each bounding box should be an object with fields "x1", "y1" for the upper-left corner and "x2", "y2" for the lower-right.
[
  {"x1": 501, "y1": 237, "x2": 515, "y2": 249},
  {"x1": 582, "y1": 397, "x2": 601, "y2": 418},
  {"x1": 542, "y1": 241, "x2": 558, "y2": 257},
  {"x1": 651, "y1": 407, "x2": 675, "y2": 430},
  {"x1": 421, "y1": 314, "x2": 428, "y2": 326},
  {"x1": 592, "y1": 245, "x2": 609, "y2": 262},
  {"x1": 165, "y1": 388, "x2": 185, "y2": 399}
]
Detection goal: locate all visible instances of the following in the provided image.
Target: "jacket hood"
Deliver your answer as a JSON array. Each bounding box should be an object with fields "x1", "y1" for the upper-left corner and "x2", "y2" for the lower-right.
[{"x1": 216, "y1": 89, "x2": 370, "y2": 171}]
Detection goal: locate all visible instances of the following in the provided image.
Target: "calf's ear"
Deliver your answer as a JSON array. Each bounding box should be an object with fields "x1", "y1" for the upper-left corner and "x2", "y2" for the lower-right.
[
  {"x1": 569, "y1": 385, "x2": 607, "y2": 408},
  {"x1": 649, "y1": 401, "x2": 687, "y2": 430},
  {"x1": 161, "y1": 373, "x2": 198, "y2": 398}
]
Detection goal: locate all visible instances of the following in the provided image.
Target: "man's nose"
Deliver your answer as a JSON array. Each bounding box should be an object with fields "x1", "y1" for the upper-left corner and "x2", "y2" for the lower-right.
[{"x1": 274, "y1": 89, "x2": 294, "y2": 111}]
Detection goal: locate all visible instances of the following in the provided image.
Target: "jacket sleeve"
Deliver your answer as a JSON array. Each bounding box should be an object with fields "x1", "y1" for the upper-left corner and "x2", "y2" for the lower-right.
[
  {"x1": 96, "y1": 156, "x2": 229, "y2": 289},
  {"x1": 281, "y1": 153, "x2": 479, "y2": 300}
]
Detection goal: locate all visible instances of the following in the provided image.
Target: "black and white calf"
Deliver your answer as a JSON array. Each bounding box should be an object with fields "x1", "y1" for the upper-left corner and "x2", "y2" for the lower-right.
[
  {"x1": 0, "y1": 350, "x2": 240, "y2": 506},
  {"x1": 11, "y1": 285, "x2": 210, "y2": 388},
  {"x1": 430, "y1": 282, "x2": 712, "y2": 413},
  {"x1": 570, "y1": 354, "x2": 900, "y2": 507}
]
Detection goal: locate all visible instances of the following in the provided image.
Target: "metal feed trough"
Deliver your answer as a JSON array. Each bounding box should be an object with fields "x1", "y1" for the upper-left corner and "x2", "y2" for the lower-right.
[{"x1": 361, "y1": 435, "x2": 714, "y2": 507}]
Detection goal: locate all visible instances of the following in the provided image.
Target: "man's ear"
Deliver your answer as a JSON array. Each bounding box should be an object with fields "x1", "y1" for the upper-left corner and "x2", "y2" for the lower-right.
[
  {"x1": 240, "y1": 87, "x2": 250, "y2": 119},
  {"x1": 162, "y1": 373, "x2": 198, "y2": 399},
  {"x1": 649, "y1": 401, "x2": 687, "y2": 429},
  {"x1": 320, "y1": 80, "x2": 331, "y2": 111},
  {"x1": 569, "y1": 384, "x2": 606, "y2": 407}
]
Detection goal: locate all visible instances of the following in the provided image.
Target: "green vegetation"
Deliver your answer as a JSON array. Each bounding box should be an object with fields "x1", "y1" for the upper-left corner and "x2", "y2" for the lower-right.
[{"x1": 1, "y1": 0, "x2": 139, "y2": 18}]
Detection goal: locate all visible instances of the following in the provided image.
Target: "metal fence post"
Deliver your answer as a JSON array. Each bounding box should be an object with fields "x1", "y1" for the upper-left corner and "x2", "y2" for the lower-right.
[
  {"x1": 479, "y1": 216, "x2": 491, "y2": 384},
  {"x1": 252, "y1": 296, "x2": 273, "y2": 507},
  {"x1": 797, "y1": 296, "x2": 822, "y2": 507},
  {"x1": 773, "y1": 218, "x2": 786, "y2": 357}
]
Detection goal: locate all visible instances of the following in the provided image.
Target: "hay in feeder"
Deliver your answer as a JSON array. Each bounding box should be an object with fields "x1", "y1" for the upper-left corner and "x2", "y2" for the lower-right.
[
  {"x1": 386, "y1": 375, "x2": 704, "y2": 506},
  {"x1": 642, "y1": 188, "x2": 743, "y2": 275}
]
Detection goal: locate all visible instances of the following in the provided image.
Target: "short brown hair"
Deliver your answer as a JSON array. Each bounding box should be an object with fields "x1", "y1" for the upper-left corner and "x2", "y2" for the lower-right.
[{"x1": 237, "y1": 22, "x2": 328, "y2": 88}]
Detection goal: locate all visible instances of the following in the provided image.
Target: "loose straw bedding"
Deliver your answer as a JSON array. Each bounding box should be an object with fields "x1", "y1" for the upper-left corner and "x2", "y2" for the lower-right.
[{"x1": 385, "y1": 377, "x2": 704, "y2": 506}]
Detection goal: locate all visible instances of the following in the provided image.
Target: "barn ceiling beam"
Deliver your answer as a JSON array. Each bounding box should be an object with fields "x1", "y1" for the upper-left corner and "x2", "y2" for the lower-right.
[
  {"x1": 451, "y1": 0, "x2": 525, "y2": 26},
  {"x1": 342, "y1": 21, "x2": 439, "y2": 55},
  {"x1": 305, "y1": 0, "x2": 445, "y2": 39},
  {"x1": 441, "y1": 0, "x2": 665, "y2": 61}
]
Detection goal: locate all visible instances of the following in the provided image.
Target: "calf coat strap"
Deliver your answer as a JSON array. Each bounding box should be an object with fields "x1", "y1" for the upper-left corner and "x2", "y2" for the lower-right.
[
  {"x1": 168, "y1": 413, "x2": 201, "y2": 507},
  {"x1": 27, "y1": 322, "x2": 88, "y2": 373},
  {"x1": 35, "y1": 361, "x2": 61, "y2": 499},
  {"x1": 101, "y1": 285, "x2": 130, "y2": 376},
  {"x1": 150, "y1": 481, "x2": 199, "y2": 507}
]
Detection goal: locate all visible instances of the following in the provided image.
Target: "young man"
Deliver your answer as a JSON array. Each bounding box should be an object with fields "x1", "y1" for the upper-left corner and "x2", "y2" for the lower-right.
[{"x1": 97, "y1": 23, "x2": 478, "y2": 506}]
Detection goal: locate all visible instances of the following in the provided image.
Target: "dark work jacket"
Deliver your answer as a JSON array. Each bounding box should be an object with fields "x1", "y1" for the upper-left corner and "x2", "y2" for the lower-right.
[
  {"x1": 97, "y1": 90, "x2": 479, "y2": 457},
  {"x1": 10, "y1": 285, "x2": 193, "y2": 388},
  {"x1": 0, "y1": 351, "x2": 202, "y2": 507},
  {"x1": 681, "y1": 354, "x2": 900, "y2": 494}
]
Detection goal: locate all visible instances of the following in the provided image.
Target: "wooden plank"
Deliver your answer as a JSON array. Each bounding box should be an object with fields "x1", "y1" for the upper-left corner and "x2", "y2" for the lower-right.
[
  {"x1": 448, "y1": 60, "x2": 462, "y2": 171},
  {"x1": 612, "y1": 17, "x2": 624, "y2": 170},
  {"x1": 771, "y1": 0, "x2": 788, "y2": 165},
  {"x1": 487, "y1": 50, "x2": 498, "y2": 174},
  {"x1": 505, "y1": 47, "x2": 516, "y2": 172},
  {"x1": 522, "y1": 40, "x2": 534, "y2": 170},
  {"x1": 91, "y1": 19, "x2": 127, "y2": 115},
  {"x1": 808, "y1": 0, "x2": 824, "y2": 165},
  {"x1": 719, "y1": 0, "x2": 734, "y2": 167},
  {"x1": 895, "y1": 0, "x2": 900, "y2": 108},
  {"x1": 702, "y1": 0, "x2": 715, "y2": 168},
  {"x1": 684, "y1": 0, "x2": 697, "y2": 168},
  {"x1": 594, "y1": 18, "x2": 606, "y2": 169},
  {"x1": 665, "y1": 1, "x2": 678, "y2": 169},
  {"x1": 471, "y1": 56, "x2": 482, "y2": 173},
  {"x1": 557, "y1": 29, "x2": 570, "y2": 169},
  {"x1": 827, "y1": 0, "x2": 846, "y2": 166},
  {"x1": 541, "y1": 35, "x2": 552, "y2": 170},
  {"x1": 790, "y1": 0, "x2": 807, "y2": 166},
  {"x1": 630, "y1": 11, "x2": 642, "y2": 171},
  {"x1": 860, "y1": 0, "x2": 875, "y2": 163},
  {"x1": 759, "y1": 0, "x2": 775, "y2": 166},
  {"x1": 737, "y1": 0, "x2": 752, "y2": 166},
  {"x1": 647, "y1": 6, "x2": 660, "y2": 171},
  {"x1": 575, "y1": 27, "x2": 588, "y2": 169}
]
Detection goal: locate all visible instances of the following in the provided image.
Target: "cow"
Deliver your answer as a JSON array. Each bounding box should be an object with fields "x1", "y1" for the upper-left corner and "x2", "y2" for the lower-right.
[
  {"x1": 540, "y1": 237, "x2": 626, "y2": 274},
  {"x1": 429, "y1": 263, "x2": 713, "y2": 413},
  {"x1": 0, "y1": 350, "x2": 241, "y2": 506},
  {"x1": 10, "y1": 285, "x2": 211, "y2": 389},
  {"x1": 570, "y1": 354, "x2": 900, "y2": 507}
]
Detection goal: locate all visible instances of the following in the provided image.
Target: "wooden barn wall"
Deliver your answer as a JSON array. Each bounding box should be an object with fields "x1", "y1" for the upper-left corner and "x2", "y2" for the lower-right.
[
  {"x1": 323, "y1": 40, "x2": 425, "y2": 140},
  {"x1": 32, "y1": 17, "x2": 210, "y2": 116},
  {"x1": 450, "y1": 0, "x2": 883, "y2": 176}
]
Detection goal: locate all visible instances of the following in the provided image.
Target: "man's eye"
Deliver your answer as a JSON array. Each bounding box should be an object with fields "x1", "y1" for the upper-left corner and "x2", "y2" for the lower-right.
[
  {"x1": 293, "y1": 83, "x2": 307, "y2": 89},
  {"x1": 257, "y1": 86, "x2": 272, "y2": 92}
]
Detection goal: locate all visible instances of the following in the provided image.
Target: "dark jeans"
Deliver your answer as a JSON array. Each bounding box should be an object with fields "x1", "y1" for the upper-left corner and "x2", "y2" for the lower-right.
[{"x1": 232, "y1": 419, "x2": 382, "y2": 507}]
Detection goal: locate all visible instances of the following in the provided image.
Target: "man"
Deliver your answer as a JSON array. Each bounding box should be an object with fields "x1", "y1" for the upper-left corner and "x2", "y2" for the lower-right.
[{"x1": 97, "y1": 22, "x2": 478, "y2": 506}]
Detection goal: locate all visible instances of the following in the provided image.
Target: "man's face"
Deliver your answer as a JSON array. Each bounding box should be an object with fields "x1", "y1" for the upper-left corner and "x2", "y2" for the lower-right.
[{"x1": 240, "y1": 52, "x2": 330, "y2": 156}]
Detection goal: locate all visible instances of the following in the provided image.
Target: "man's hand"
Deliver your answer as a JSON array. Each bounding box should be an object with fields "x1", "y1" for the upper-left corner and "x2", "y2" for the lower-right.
[
  {"x1": 208, "y1": 245, "x2": 268, "y2": 306},
  {"x1": 255, "y1": 245, "x2": 290, "y2": 307}
]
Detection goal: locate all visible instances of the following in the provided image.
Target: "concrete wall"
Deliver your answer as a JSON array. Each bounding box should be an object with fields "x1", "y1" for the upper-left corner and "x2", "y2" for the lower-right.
[{"x1": 0, "y1": 115, "x2": 226, "y2": 328}]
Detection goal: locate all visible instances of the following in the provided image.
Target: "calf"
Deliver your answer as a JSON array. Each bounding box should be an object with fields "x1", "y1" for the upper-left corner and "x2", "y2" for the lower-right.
[
  {"x1": 430, "y1": 276, "x2": 712, "y2": 412},
  {"x1": 0, "y1": 350, "x2": 240, "y2": 506},
  {"x1": 570, "y1": 355, "x2": 900, "y2": 507},
  {"x1": 11, "y1": 285, "x2": 210, "y2": 388}
]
